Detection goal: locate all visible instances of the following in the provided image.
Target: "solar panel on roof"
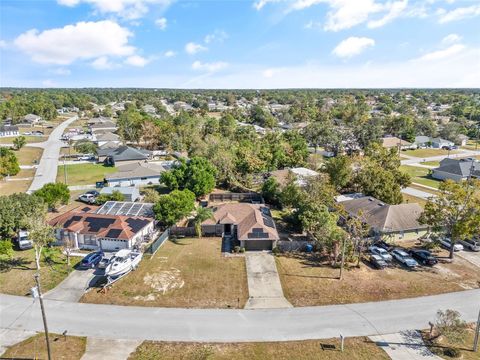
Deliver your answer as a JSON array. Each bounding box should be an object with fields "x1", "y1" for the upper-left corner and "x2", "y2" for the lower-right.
[
  {"x1": 248, "y1": 232, "x2": 269, "y2": 239},
  {"x1": 109, "y1": 202, "x2": 124, "y2": 215},
  {"x1": 126, "y1": 218, "x2": 150, "y2": 233},
  {"x1": 85, "y1": 217, "x2": 116, "y2": 232},
  {"x1": 252, "y1": 228, "x2": 263, "y2": 233},
  {"x1": 263, "y1": 216, "x2": 275, "y2": 228},
  {"x1": 106, "y1": 229, "x2": 122, "y2": 239},
  {"x1": 64, "y1": 215, "x2": 83, "y2": 228},
  {"x1": 130, "y1": 203, "x2": 143, "y2": 216}
]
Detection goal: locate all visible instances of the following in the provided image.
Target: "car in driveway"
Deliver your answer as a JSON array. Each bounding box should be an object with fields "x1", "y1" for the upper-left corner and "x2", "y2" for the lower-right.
[
  {"x1": 409, "y1": 249, "x2": 438, "y2": 266},
  {"x1": 78, "y1": 193, "x2": 96, "y2": 204},
  {"x1": 80, "y1": 251, "x2": 104, "y2": 268},
  {"x1": 458, "y1": 239, "x2": 480, "y2": 252},
  {"x1": 15, "y1": 230, "x2": 33, "y2": 250},
  {"x1": 369, "y1": 254, "x2": 388, "y2": 269},
  {"x1": 374, "y1": 241, "x2": 395, "y2": 252},
  {"x1": 391, "y1": 248, "x2": 418, "y2": 268},
  {"x1": 368, "y1": 245, "x2": 392, "y2": 261},
  {"x1": 438, "y1": 238, "x2": 464, "y2": 252},
  {"x1": 85, "y1": 190, "x2": 100, "y2": 197}
]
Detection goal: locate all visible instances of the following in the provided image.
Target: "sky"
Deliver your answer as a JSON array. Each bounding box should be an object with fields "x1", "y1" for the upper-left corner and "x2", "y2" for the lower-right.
[{"x1": 0, "y1": 0, "x2": 479, "y2": 88}]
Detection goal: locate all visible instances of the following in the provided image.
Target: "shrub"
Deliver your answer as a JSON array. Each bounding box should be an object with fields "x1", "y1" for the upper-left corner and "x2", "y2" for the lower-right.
[
  {"x1": 233, "y1": 246, "x2": 240, "y2": 253},
  {"x1": 240, "y1": 247, "x2": 245, "y2": 253},
  {"x1": 272, "y1": 246, "x2": 281, "y2": 255},
  {"x1": 443, "y1": 347, "x2": 461, "y2": 358}
]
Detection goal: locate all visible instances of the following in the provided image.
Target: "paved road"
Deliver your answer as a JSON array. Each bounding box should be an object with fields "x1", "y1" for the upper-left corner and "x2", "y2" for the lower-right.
[
  {"x1": 1, "y1": 290, "x2": 478, "y2": 342},
  {"x1": 370, "y1": 331, "x2": 441, "y2": 360},
  {"x1": 401, "y1": 187, "x2": 437, "y2": 201},
  {"x1": 401, "y1": 149, "x2": 480, "y2": 166},
  {"x1": 244, "y1": 252, "x2": 292, "y2": 309},
  {"x1": 27, "y1": 115, "x2": 78, "y2": 193}
]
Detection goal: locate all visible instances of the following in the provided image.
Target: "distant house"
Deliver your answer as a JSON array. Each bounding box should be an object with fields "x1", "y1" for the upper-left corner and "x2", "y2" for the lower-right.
[
  {"x1": 87, "y1": 116, "x2": 112, "y2": 125},
  {"x1": 24, "y1": 114, "x2": 42, "y2": 124},
  {"x1": 100, "y1": 186, "x2": 141, "y2": 202},
  {"x1": 89, "y1": 120, "x2": 117, "y2": 134},
  {"x1": 381, "y1": 136, "x2": 415, "y2": 150},
  {"x1": 142, "y1": 104, "x2": 156, "y2": 114},
  {"x1": 341, "y1": 196, "x2": 428, "y2": 241},
  {"x1": 414, "y1": 136, "x2": 431, "y2": 148},
  {"x1": 0, "y1": 125, "x2": 19, "y2": 137},
  {"x1": 267, "y1": 167, "x2": 319, "y2": 187},
  {"x1": 49, "y1": 202, "x2": 155, "y2": 251},
  {"x1": 431, "y1": 138, "x2": 454, "y2": 149},
  {"x1": 456, "y1": 134, "x2": 469, "y2": 147},
  {"x1": 202, "y1": 203, "x2": 279, "y2": 251},
  {"x1": 431, "y1": 158, "x2": 480, "y2": 182},
  {"x1": 97, "y1": 146, "x2": 151, "y2": 165},
  {"x1": 105, "y1": 161, "x2": 166, "y2": 187},
  {"x1": 94, "y1": 132, "x2": 121, "y2": 147}
]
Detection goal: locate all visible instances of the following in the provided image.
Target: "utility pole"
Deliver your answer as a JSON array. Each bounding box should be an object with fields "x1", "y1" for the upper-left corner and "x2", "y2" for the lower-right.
[
  {"x1": 339, "y1": 237, "x2": 346, "y2": 280},
  {"x1": 34, "y1": 273, "x2": 52, "y2": 360},
  {"x1": 474, "y1": 308, "x2": 480, "y2": 352}
]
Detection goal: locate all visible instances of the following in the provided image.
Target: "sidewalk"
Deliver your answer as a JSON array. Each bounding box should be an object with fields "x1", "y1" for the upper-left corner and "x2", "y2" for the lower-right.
[{"x1": 370, "y1": 331, "x2": 441, "y2": 360}]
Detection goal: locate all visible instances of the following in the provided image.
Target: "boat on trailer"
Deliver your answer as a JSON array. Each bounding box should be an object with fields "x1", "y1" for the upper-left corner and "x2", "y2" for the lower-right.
[{"x1": 104, "y1": 249, "x2": 143, "y2": 278}]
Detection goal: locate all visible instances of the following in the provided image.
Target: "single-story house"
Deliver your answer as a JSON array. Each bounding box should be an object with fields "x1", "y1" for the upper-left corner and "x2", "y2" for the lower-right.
[
  {"x1": 105, "y1": 161, "x2": 166, "y2": 187},
  {"x1": 431, "y1": 158, "x2": 480, "y2": 182},
  {"x1": 431, "y1": 138, "x2": 454, "y2": 149},
  {"x1": 381, "y1": 136, "x2": 415, "y2": 150},
  {"x1": 341, "y1": 196, "x2": 428, "y2": 241},
  {"x1": 267, "y1": 167, "x2": 319, "y2": 187},
  {"x1": 94, "y1": 132, "x2": 121, "y2": 147},
  {"x1": 87, "y1": 116, "x2": 112, "y2": 125},
  {"x1": 456, "y1": 134, "x2": 469, "y2": 147},
  {"x1": 89, "y1": 120, "x2": 117, "y2": 134},
  {"x1": 49, "y1": 202, "x2": 155, "y2": 251},
  {"x1": 100, "y1": 186, "x2": 141, "y2": 202},
  {"x1": 0, "y1": 125, "x2": 19, "y2": 137},
  {"x1": 24, "y1": 114, "x2": 42, "y2": 124},
  {"x1": 202, "y1": 203, "x2": 279, "y2": 251},
  {"x1": 142, "y1": 104, "x2": 156, "y2": 114},
  {"x1": 414, "y1": 136, "x2": 431, "y2": 148},
  {"x1": 97, "y1": 146, "x2": 151, "y2": 165}
]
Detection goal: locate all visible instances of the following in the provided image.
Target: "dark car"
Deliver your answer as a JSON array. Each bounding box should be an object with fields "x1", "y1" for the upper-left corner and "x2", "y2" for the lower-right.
[
  {"x1": 80, "y1": 251, "x2": 104, "y2": 268},
  {"x1": 409, "y1": 249, "x2": 438, "y2": 266},
  {"x1": 369, "y1": 254, "x2": 388, "y2": 269},
  {"x1": 375, "y1": 240, "x2": 395, "y2": 252},
  {"x1": 85, "y1": 190, "x2": 100, "y2": 197}
]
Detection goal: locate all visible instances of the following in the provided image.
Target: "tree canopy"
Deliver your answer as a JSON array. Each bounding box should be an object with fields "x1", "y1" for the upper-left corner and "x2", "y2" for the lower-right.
[
  {"x1": 33, "y1": 183, "x2": 70, "y2": 210},
  {"x1": 153, "y1": 189, "x2": 196, "y2": 227}
]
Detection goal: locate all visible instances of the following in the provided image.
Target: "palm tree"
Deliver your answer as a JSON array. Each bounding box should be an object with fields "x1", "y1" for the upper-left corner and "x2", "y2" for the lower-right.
[{"x1": 193, "y1": 207, "x2": 213, "y2": 238}]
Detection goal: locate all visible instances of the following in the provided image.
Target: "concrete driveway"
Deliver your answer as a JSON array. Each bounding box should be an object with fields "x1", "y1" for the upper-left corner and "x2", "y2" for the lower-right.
[
  {"x1": 370, "y1": 331, "x2": 441, "y2": 360},
  {"x1": 244, "y1": 252, "x2": 292, "y2": 309},
  {"x1": 44, "y1": 268, "x2": 95, "y2": 302},
  {"x1": 81, "y1": 338, "x2": 141, "y2": 360}
]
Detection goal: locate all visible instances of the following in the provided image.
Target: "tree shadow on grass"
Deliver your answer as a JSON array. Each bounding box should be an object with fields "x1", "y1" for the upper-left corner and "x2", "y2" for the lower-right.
[{"x1": 0, "y1": 257, "x2": 34, "y2": 272}]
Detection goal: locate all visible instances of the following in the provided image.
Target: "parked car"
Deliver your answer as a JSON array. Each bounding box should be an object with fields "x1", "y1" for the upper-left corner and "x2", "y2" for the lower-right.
[
  {"x1": 374, "y1": 240, "x2": 395, "y2": 252},
  {"x1": 438, "y1": 238, "x2": 464, "y2": 252},
  {"x1": 458, "y1": 239, "x2": 480, "y2": 252},
  {"x1": 32, "y1": 130, "x2": 44, "y2": 135},
  {"x1": 81, "y1": 251, "x2": 104, "y2": 268},
  {"x1": 369, "y1": 254, "x2": 388, "y2": 269},
  {"x1": 391, "y1": 248, "x2": 418, "y2": 268},
  {"x1": 409, "y1": 249, "x2": 438, "y2": 266},
  {"x1": 368, "y1": 245, "x2": 393, "y2": 261},
  {"x1": 85, "y1": 190, "x2": 100, "y2": 197},
  {"x1": 78, "y1": 193, "x2": 96, "y2": 204},
  {"x1": 77, "y1": 154, "x2": 95, "y2": 161},
  {"x1": 15, "y1": 230, "x2": 33, "y2": 250},
  {"x1": 23, "y1": 132, "x2": 32, "y2": 135}
]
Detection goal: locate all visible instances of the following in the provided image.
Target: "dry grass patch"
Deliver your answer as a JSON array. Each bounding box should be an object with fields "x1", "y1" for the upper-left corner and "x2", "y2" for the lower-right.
[
  {"x1": 15, "y1": 146, "x2": 43, "y2": 165},
  {"x1": 402, "y1": 193, "x2": 427, "y2": 207},
  {"x1": 0, "y1": 248, "x2": 80, "y2": 296},
  {"x1": 403, "y1": 149, "x2": 460, "y2": 158},
  {"x1": 81, "y1": 238, "x2": 248, "y2": 308},
  {"x1": 129, "y1": 337, "x2": 388, "y2": 360},
  {"x1": 0, "y1": 135, "x2": 48, "y2": 144},
  {"x1": 276, "y1": 247, "x2": 479, "y2": 307},
  {"x1": 422, "y1": 325, "x2": 479, "y2": 360},
  {"x1": 0, "y1": 179, "x2": 31, "y2": 195},
  {"x1": 1, "y1": 333, "x2": 86, "y2": 360}
]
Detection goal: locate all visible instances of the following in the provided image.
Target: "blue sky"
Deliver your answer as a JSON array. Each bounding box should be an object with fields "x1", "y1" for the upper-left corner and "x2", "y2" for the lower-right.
[{"x1": 0, "y1": 0, "x2": 479, "y2": 88}]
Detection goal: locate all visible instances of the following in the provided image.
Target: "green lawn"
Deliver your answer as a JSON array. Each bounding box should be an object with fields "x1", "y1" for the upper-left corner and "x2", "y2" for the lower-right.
[
  {"x1": 56, "y1": 163, "x2": 117, "y2": 185},
  {"x1": 0, "y1": 136, "x2": 47, "y2": 144},
  {"x1": 420, "y1": 161, "x2": 440, "y2": 167},
  {"x1": 403, "y1": 149, "x2": 459, "y2": 158},
  {"x1": 400, "y1": 165, "x2": 441, "y2": 189}
]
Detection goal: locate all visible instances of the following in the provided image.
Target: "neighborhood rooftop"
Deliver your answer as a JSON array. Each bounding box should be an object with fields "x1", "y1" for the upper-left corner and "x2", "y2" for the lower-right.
[{"x1": 95, "y1": 201, "x2": 155, "y2": 217}]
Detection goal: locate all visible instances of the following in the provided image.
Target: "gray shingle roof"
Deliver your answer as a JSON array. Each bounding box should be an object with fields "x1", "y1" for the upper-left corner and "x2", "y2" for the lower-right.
[
  {"x1": 98, "y1": 146, "x2": 151, "y2": 162},
  {"x1": 435, "y1": 158, "x2": 480, "y2": 178}
]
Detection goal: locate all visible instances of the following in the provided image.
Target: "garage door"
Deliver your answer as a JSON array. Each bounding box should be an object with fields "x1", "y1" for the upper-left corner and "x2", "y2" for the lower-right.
[
  {"x1": 245, "y1": 240, "x2": 272, "y2": 251},
  {"x1": 100, "y1": 239, "x2": 128, "y2": 252}
]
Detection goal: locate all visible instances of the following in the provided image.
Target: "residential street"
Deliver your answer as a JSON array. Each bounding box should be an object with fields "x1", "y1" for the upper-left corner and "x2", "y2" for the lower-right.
[
  {"x1": 401, "y1": 187, "x2": 436, "y2": 200},
  {"x1": 1, "y1": 290, "x2": 478, "y2": 342},
  {"x1": 400, "y1": 149, "x2": 480, "y2": 166},
  {"x1": 27, "y1": 115, "x2": 78, "y2": 193}
]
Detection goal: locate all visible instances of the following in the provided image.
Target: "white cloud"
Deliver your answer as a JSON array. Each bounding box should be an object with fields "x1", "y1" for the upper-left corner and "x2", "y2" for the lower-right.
[
  {"x1": 417, "y1": 44, "x2": 465, "y2": 61},
  {"x1": 14, "y1": 20, "x2": 136, "y2": 65},
  {"x1": 91, "y1": 56, "x2": 116, "y2": 70},
  {"x1": 442, "y1": 33, "x2": 461, "y2": 44},
  {"x1": 164, "y1": 50, "x2": 176, "y2": 57},
  {"x1": 438, "y1": 4, "x2": 480, "y2": 23},
  {"x1": 185, "y1": 42, "x2": 207, "y2": 55},
  {"x1": 155, "y1": 17, "x2": 167, "y2": 30},
  {"x1": 124, "y1": 55, "x2": 149, "y2": 67},
  {"x1": 192, "y1": 60, "x2": 228, "y2": 73},
  {"x1": 57, "y1": 0, "x2": 174, "y2": 20},
  {"x1": 332, "y1": 36, "x2": 375, "y2": 58},
  {"x1": 262, "y1": 68, "x2": 275, "y2": 78},
  {"x1": 0, "y1": 40, "x2": 7, "y2": 48},
  {"x1": 51, "y1": 67, "x2": 71, "y2": 75},
  {"x1": 253, "y1": 0, "x2": 282, "y2": 10},
  {"x1": 204, "y1": 30, "x2": 228, "y2": 44},
  {"x1": 367, "y1": 0, "x2": 408, "y2": 28},
  {"x1": 304, "y1": 20, "x2": 322, "y2": 29}
]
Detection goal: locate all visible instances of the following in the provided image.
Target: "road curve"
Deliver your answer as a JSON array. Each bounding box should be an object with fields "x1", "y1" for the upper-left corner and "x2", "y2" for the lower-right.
[
  {"x1": 1, "y1": 290, "x2": 478, "y2": 342},
  {"x1": 27, "y1": 115, "x2": 78, "y2": 193}
]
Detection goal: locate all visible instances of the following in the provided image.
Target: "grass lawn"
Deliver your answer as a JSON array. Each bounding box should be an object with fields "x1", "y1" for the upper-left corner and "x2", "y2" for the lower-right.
[
  {"x1": 403, "y1": 149, "x2": 460, "y2": 158},
  {"x1": 0, "y1": 248, "x2": 80, "y2": 296},
  {"x1": 81, "y1": 238, "x2": 249, "y2": 308},
  {"x1": 1, "y1": 333, "x2": 86, "y2": 360},
  {"x1": 422, "y1": 325, "x2": 479, "y2": 360},
  {"x1": 0, "y1": 179, "x2": 32, "y2": 195},
  {"x1": 14, "y1": 146, "x2": 43, "y2": 165},
  {"x1": 400, "y1": 165, "x2": 442, "y2": 189},
  {"x1": 409, "y1": 183, "x2": 439, "y2": 195},
  {"x1": 56, "y1": 163, "x2": 117, "y2": 185},
  {"x1": 129, "y1": 337, "x2": 388, "y2": 360},
  {"x1": 420, "y1": 161, "x2": 440, "y2": 167},
  {"x1": 402, "y1": 193, "x2": 427, "y2": 207},
  {"x1": 461, "y1": 140, "x2": 479, "y2": 151},
  {"x1": 0, "y1": 135, "x2": 47, "y2": 144},
  {"x1": 275, "y1": 246, "x2": 479, "y2": 307}
]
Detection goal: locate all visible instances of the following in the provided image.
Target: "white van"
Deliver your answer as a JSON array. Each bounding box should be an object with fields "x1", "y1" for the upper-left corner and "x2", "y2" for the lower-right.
[{"x1": 16, "y1": 230, "x2": 33, "y2": 250}]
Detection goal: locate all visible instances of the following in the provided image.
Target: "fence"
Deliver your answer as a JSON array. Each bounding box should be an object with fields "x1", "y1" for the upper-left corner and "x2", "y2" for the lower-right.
[
  {"x1": 277, "y1": 240, "x2": 315, "y2": 252},
  {"x1": 170, "y1": 224, "x2": 224, "y2": 237},
  {"x1": 170, "y1": 226, "x2": 196, "y2": 237},
  {"x1": 145, "y1": 228, "x2": 170, "y2": 255},
  {"x1": 209, "y1": 192, "x2": 263, "y2": 203}
]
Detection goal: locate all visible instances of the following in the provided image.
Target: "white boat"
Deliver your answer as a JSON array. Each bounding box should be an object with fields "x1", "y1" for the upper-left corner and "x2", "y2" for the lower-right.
[{"x1": 104, "y1": 249, "x2": 143, "y2": 278}]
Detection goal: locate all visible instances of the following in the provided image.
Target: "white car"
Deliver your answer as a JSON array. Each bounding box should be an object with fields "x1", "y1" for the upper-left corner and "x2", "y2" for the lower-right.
[
  {"x1": 438, "y1": 238, "x2": 464, "y2": 252},
  {"x1": 369, "y1": 245, "x2": 393, "y2": 261},
  {"x1": 391, "y1": 249, "x2": 418, "y2": 268},
  {"x1": 78, "y1": 193, "x2": 96, "y2": 204}
]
